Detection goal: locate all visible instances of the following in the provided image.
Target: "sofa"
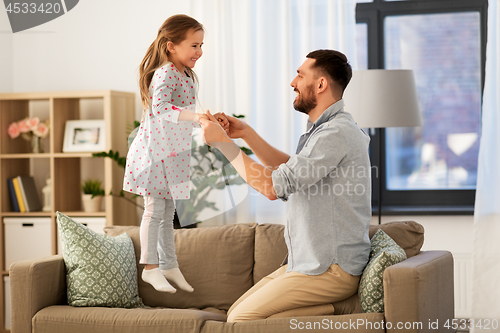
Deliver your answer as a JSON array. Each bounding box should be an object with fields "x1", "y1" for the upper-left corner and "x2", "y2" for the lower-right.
[{"x1": 10, "y1": 221, "x2": 454, "y2": 333}]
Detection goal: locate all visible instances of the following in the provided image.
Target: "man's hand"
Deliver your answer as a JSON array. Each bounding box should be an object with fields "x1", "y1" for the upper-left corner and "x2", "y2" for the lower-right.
[
  {"x1": 213, "y1": 112, "x2": 229, "y2": 133},
  {"x1": 200, "y1": 110, "x2": 232, "y2": 148},
  {"x1": 222, "y1": 112, "x2": 249, "y2": 139}
]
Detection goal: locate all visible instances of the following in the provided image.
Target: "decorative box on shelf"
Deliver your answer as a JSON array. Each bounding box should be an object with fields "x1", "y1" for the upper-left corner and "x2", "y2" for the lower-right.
[{"x1": 3, "y1": 217, "x2": 52, "y2": 270}]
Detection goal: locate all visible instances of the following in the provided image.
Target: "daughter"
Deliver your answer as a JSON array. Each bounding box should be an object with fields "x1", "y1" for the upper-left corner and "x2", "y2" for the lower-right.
[{"x1": 124, "y1": 14, "x2": 216, "y2": 293}]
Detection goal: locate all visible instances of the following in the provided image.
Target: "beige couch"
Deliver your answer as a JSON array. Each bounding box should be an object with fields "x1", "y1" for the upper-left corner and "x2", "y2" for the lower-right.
[{"x1": 10, "y1": 221, "x2": 454, "y2": 333}]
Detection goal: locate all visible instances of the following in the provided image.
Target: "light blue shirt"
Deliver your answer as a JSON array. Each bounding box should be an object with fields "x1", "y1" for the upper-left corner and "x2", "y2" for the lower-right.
[{"x1": 272, "y1": 99, "x2": 371, "y2": 276}]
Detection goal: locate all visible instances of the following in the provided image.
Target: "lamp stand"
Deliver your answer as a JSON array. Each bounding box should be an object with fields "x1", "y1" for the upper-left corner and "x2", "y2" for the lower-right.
[{"x1": 378, "y1": 128, "x2": 383, "y2": 225}]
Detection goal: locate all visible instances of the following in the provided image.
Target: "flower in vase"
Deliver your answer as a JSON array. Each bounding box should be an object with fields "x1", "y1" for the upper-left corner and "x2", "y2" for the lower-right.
[
  {"x1": 18, "y1": 119, "x2": 31, "y2": 133},
  {"x1": 9, "y1": 117, "x2": 50, "y2": 141},
  {"x1": 33, "y1": 122, "x2": 49, "y2": 138},
  {"x1": 8, "y1": 122, "x2": 20, "y2": 139},
  {"x1": 27, "y1": 117, "x2": 40, "y2": 130}
]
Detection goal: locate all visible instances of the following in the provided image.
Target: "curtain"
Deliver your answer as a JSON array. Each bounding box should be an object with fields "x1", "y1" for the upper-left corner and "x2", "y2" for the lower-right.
[
  {"x1": 190, "y1": 0, "x2": 358, "y2": 225},
  {"x1": 472, "y1": 0, "x2": 500, "y2": 329}
]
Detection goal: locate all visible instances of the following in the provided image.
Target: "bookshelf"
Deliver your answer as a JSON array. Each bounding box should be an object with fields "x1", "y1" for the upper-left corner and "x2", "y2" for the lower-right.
[{"x1": 0, "y1": 91, "x2": 138, "y2": 332}]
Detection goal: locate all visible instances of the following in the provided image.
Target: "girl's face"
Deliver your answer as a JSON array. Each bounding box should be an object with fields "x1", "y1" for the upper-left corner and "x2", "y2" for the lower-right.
[{"x1": 168, "y1": 28, "x2": 204, "y2": 73}]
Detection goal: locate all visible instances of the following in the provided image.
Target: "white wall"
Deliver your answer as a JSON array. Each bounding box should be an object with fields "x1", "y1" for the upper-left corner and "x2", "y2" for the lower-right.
[{"x1": 0, "y1": 8, "x2": 13, "y2": 92}]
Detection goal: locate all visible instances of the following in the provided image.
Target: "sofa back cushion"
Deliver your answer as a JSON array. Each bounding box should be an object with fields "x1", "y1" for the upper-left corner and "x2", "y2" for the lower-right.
[
  {"x1": 369, "y1": 221, "x2": 424, "y2": 258},
  {"x1": 104, "y1": 223, "x2": 256, "y2": 310},
  {"x1": 253, "y1": 224, "x2": 289, "y2": 283}
]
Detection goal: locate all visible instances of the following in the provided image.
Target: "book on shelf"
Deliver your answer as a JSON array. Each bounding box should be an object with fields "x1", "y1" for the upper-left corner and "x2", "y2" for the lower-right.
[
  {"x1": 7, "y1": 178, "x2": 20, "y2": 212},
  {"x1": 11, "y1": 177, "x2": 26, "y2": 213},
  {"x1": 16, "y1": 176, "x2": 42, "y2": 212}
]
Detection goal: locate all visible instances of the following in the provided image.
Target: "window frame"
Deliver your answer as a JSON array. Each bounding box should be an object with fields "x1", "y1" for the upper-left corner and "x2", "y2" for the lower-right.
[{"x1": 355, "y1": 0, "x2": 488, "y2": 215}]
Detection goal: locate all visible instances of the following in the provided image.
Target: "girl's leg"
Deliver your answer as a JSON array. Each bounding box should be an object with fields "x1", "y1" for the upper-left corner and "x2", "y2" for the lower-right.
[
  {"x1": 140, "y1": 196, "x2": 175, "y2": 293},
  {"x1": 157, "y1": 199, "x2": 178, "y2": 269},
  {"x1": 158, "y1": 199, "x2": 194, "y2": 292}
]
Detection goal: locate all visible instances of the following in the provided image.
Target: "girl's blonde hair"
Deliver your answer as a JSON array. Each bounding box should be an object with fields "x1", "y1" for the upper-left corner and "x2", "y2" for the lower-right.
[{"x1": 139, "y1": 14, "x2": 204, "y2": 111}]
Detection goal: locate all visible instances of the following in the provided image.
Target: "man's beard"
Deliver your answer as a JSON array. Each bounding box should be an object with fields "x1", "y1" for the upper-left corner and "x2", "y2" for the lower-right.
[{"x1": 293, "y1": 84, "x2": 317, "y2": 114}]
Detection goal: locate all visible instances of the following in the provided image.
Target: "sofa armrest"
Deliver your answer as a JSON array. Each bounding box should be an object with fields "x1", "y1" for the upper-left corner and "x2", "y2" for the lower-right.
[
  {"x1": 10, "y1": 255, "x2": 66, "y2": 333},
  {"x1": 383, "y1": 251, "x2": 454, "y2": 333}
]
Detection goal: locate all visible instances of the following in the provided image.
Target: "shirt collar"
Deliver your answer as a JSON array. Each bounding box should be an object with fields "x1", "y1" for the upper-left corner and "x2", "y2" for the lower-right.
[{"x1": 306, "y1": 99, "x2": 345, "y2": 132}]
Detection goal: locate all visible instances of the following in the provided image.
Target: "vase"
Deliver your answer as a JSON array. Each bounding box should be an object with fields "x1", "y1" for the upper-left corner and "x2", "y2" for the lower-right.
[
  {"x1": 42, "y1": 178, "x2": 52, "y2": 212},
  {"x1": 31, "y1": 136, "x2": 42, "y2": 153},
  {"x1": 82, "y1": 194, "x2": 103, "y2": 212}
]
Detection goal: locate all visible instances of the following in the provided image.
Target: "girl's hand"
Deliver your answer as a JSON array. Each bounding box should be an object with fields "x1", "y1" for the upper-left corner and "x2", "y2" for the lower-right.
[
  {"x1": 213, "y1": 112, "x2": 230, "y2": 133},
  {"x1": 200, "y1": 111, "x2": 231, "y2": 148}
]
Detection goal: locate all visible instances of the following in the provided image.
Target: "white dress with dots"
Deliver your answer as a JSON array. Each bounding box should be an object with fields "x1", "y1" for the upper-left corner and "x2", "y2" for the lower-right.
[{"x1": 123, "y1": 62, "x2": 197, "y2": 200}]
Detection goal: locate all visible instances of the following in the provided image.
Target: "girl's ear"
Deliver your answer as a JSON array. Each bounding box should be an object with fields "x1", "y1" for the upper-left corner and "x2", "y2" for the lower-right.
[{"x1": 167, "y1": 41, "x2": 176, "y2": 54}]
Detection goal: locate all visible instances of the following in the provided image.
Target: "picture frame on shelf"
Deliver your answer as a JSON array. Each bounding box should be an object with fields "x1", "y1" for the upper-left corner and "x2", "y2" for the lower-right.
[{"x1": 63, "y1": 120, "x2": 106, "y2": 152}]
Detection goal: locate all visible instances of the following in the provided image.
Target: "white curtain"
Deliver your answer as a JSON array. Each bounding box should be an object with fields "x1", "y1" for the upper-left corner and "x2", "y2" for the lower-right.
[
  {"x1": 472, "y1": 0, "x2": 500, "y2": 329},
  {"x1": 189, "y1": 0, "x2": 358, "y2": 225}
]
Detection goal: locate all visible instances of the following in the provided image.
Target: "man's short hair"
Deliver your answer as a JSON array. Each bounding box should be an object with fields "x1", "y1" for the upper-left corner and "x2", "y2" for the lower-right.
[{"x1": 306, "y1": 50, "x2": 352, "y2": 96}]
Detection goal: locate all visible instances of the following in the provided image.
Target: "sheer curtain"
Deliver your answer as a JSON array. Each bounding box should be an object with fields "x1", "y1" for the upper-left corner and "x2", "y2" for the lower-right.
[
  {"x1": 472, "y1": 0, "x2": 500, "y2": 329},
  {"x1": 190, "y1": 0, "x2": 358, "y2": 225}
]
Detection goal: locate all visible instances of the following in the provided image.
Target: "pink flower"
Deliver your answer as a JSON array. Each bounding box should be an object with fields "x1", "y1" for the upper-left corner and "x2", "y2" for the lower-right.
[
  {"x1": 8, "y1": 122, "x2": 20, "y2": 139},
  {"x1": 33, "y1": 122, "x2": 49, "y2": 138},
  {"x1": 27, "y1": 117, "x2": 40, "y2": 130},
  {"x1": 17, "y1": 119, "x2": 30, "y2": 133}
]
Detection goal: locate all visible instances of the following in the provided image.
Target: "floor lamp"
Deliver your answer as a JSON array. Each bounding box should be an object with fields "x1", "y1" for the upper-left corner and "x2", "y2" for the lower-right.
[{"x1": 343, "y1": 70, "x2": 422, "y2": 224}]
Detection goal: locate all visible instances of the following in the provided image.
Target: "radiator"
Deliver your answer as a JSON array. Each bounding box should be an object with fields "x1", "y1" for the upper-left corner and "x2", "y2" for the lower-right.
[{"x1": 454, "y1": 253, "x2": 472, "y2": 319}]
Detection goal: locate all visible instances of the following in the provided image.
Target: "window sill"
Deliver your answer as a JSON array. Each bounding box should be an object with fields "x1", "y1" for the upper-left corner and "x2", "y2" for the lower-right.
[{"x1": 372, "y1": 205, "x2": 474, "y2": 216}]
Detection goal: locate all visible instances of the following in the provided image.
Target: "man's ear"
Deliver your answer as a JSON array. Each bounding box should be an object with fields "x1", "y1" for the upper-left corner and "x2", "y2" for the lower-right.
[
  {"x1": 167, "y1": 41, "x2": 176, "y2": 54},
  {"x1": 317, "y1": 77, "x2": 329, "y2": 94}
]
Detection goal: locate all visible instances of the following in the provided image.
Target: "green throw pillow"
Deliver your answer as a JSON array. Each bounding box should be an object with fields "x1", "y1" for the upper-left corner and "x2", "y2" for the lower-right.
[
  {"x1": 359, "y1": 229, "x2": 407, "y2": 313},
  {"x1": 57, "y1": 212, "x2": 144, "y2": 308}
]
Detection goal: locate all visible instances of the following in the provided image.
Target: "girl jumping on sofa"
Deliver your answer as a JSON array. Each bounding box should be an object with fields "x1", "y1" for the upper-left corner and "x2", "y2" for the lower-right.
[{"x1": 123, "y1": 14, "x2": 227, "y2": 293}]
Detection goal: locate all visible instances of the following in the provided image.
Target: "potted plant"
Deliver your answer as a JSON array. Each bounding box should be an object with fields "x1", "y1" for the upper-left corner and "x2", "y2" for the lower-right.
[{"x1": 81, "y1": 179, "x2": 105, "y2": 212}]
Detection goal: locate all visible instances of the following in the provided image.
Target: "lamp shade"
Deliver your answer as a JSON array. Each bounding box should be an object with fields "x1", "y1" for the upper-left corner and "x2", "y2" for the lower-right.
[{"x1": 343, "y1": 70, "x2": 422, "y2": 128}]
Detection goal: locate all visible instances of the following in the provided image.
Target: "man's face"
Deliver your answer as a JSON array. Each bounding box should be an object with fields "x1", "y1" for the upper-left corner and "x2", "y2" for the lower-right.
[{"x1": 291, "y1": 59, "x2": 318, "y2": 114}]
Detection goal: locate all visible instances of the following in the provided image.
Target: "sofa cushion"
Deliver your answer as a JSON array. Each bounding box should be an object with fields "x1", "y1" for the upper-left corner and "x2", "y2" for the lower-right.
[
  {"x1": 253, "y1": 224, "x2": 288, "y2": 283},
  {"x1": 332, "y1": 293, "x2": 362, "y2": 315},
  {"x1": 369, "y1": 221, "x2": 424, "y2": 258},
  {"x1": 33, "y1": 305, "x2": 226, "y2": 333},
  {"x1": 104, "y1": 223, "x2": 256, "y2": 310},
  {"x1": 200, "y1": 313, "x2": 386, "y2": 333},
  {"x1": 359, "y1": 229, "x2": 407, "y2": 313},
  {"x1": 57, "y1": 212, "x2": 144, "y2": 308}
]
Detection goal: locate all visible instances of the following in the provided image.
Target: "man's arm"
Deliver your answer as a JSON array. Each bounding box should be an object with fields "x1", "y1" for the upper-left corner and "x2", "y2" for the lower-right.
[
  {"x1": 200, "y1": 112, "x2": 278, "y2": 200},
  {"x1": 223, "y1": 113, "x2": 290, "y2": 170}
]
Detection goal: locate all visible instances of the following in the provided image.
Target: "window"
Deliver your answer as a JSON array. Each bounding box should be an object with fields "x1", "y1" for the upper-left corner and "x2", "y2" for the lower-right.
[{"x1": 355, "y1": 0, "x2": 487, "y2": 213}]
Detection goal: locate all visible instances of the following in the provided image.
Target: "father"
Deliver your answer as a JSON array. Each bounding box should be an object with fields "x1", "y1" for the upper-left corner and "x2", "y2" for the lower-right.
[{"x1": 200, "y1": 49, "x2": 371, "y2": 322}]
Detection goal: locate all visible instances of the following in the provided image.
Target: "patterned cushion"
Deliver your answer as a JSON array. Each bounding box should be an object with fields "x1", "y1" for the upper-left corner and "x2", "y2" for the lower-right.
[
  {"x1": 57, "y1": 212, "x2": 144, "y2": 308},
  {"x1": 359, "y1": 229, "x2": 407, "y2": 313}
]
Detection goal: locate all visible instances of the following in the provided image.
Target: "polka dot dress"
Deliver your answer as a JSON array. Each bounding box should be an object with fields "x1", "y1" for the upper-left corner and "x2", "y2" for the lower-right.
[{"x1": 123, "y1": 62, "x2": 198, "y2": 200}]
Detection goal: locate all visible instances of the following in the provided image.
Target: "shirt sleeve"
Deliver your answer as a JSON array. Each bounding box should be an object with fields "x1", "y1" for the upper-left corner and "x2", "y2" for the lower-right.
[
  {"x1": 271, "y1": 126, "x2": 348, "y2": 201},
  {"x1": 149, "y1": 65, "x2": 195, "y2": 123}
]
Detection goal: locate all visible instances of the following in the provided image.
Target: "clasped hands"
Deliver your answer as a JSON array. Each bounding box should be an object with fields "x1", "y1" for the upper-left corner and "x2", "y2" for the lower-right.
[{"x1": 199, "y1": 110, "x2": 244, "y2": 148}]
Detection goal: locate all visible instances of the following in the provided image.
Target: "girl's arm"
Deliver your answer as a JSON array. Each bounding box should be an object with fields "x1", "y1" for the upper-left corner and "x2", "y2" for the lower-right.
[
  {"x1": 178, "y1": 110, "x2": 200, "y2": 122},
  {"x1": 151, "y1": 64, "x2": 197, "y2": 123}
]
